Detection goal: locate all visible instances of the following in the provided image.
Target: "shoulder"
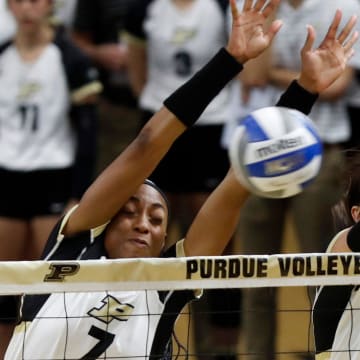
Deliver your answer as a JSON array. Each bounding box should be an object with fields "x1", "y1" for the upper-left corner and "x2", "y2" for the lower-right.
[
  {"x1": 41, "y1": 206, "x2": 105, "y2": 260},
  {"x1": 162, "y1": 239, "x2": 186, "y2": 258},
  {"x1": 327, "y1": 228, "x2": 351, "y2": 253}
]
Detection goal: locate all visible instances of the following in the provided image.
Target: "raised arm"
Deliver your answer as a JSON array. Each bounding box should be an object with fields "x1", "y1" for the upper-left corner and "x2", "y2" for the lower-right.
[
  {"x1": 184, "y1": 9, "x2": 359, "y2": 257},
  {"x1": 277, "y1": 9, "x2": 358, "y2": 114},
  {"x1": 63, "y1": 0, "x2": 282, "y2": 236}
]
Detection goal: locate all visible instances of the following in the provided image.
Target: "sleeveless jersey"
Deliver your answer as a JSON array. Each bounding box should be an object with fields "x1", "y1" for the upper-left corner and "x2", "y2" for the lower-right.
[
  {"x1": 313, "y1": 229, "x2": 360, "y2": 359},
  {"x1": 124, "y1": 0, "x2": 232, "y2": 125},
  {"x1": 5, "y1": 208, "x2": 197, "y2": 359},
  {"x1": 0, "y1": 29, "x2": 101, "y2": 171}
]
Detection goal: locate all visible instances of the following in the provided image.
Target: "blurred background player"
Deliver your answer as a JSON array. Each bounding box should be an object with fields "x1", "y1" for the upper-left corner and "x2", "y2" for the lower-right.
[
  {"x1": 0, "y1": 0, "x2": 102, "y2": 356},
  {"x1": 71, "y1": 0, "x2": 141, "y2": 174}
]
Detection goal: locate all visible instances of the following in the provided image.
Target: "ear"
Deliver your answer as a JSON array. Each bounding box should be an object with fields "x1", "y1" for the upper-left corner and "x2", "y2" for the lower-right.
[{"x1": 351, "y1": 205, "x2": 360, "y2": 223}]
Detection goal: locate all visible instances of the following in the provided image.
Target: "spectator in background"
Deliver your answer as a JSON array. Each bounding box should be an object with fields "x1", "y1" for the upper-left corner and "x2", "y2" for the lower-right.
[
  {"x1": 51, "y1": 0, "x2": 78, "y2": 29},
  {"x1": 71, "y1": 0, "x2": 141, "y2": 174},
  {"x1": 123, "y1": 0, "x2": 242, "y2": 358},
  {"x1": 0, "y1": 0, "x2": 78, "y2": 45},
  {"x1": 0, "y1": 0, "x2": 101, "y2": 356},
  {"x1": 222, "y1": 0, "x2": 360, "y2": 359},
  {"x1": 0, "y1": 0, "x2": 16, "y2": 43}
]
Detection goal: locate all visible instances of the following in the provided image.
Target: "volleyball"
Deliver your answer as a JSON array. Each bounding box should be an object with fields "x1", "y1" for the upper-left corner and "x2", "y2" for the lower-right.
[{"x1": 228, "y1": 106, "x2": 323, "y2": 198}]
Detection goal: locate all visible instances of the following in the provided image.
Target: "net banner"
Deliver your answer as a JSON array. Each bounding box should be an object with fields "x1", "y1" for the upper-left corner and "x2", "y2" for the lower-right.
[{"x1": 1, "y1": 253, "x2": 360, "y2": 294}]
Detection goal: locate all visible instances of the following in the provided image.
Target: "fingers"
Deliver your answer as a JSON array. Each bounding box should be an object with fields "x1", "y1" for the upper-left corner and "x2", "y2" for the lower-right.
[
  {"x1": 267, "y1": 19, "x2": 283, "y2": 42},
  {"x1": 301, "y1": 25, "x2": 316, "y2": 53},
  {"x1": 344, "y1": 31, "x2": 359, "y2": 58},
  {"x1": 338, "y1": 14, "x2": 358, "y2": 45},
  {"x1": 324, "y1": 9, "x2": 342, "y2": 42},
  {"x1": 242, "y1": 0, "x2": 253, "y2": 12},
  {"x1": 253, "y1": 0, "x2": 267, "y2": 12},
  {"x1": 230, "y1": 0, "x2": 239, "y2": 19},
  {"x1": 241, "y1": 0, "x2": 280, "y2": 18},
  {"x1": 262, "y1": 0, "x2": 281, "y2": 19}
]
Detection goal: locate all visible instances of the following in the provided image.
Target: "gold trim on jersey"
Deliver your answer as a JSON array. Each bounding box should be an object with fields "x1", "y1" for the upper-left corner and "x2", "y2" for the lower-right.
[
  {"x1": 316, "y1": 351, "x2": 331, "y2": 360},
  {"x1": 71, "y1": 81, "x2": 103, "y2": 104},
  {"x1": 121, "y1": 32, "x2": 146, "y2": 47},
  {"x1": 13, "y1": 321, "x2": 31, "y2": 334}
]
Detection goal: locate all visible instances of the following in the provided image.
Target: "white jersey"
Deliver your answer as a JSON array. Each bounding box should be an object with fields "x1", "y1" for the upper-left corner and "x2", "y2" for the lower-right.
[
  {"x1": 5, "y1": 210, "x2": 197, "y2": 359},
  {"x1": 124, "y1": 0, "x2": 232, "y2": 125},
  {"x1": 313, "y1": 230, "x2": 360, "y2": 359},
  {"x1": 7, "y1": 291, "x2": 168, "y2": 359},
  {"x1": 0, "y1": 30, "x2": 100, "y2": 171}
]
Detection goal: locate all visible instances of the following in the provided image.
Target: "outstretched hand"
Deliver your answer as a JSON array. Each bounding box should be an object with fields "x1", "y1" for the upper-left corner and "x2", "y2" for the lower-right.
[
  {"x1": 298, "y1": 10, "x2": 359, "y2": 94},
  {"x1": 226, "y1": 0, "x2": 283, "y2": 64}
]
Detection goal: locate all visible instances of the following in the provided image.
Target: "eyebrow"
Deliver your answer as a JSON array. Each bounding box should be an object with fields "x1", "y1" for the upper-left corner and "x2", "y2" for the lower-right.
[{"x1": 128, "y1": 196, "x2": 166, "y2": 212}]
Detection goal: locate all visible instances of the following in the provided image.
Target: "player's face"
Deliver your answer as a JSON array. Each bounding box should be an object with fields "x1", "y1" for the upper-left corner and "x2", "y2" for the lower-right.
[
  {"x1": 104, "y1": 184, "x2": 168, "y2": 259},
  {"x1": 8, "y1": 0, "x2": 52, "y2": 32}
]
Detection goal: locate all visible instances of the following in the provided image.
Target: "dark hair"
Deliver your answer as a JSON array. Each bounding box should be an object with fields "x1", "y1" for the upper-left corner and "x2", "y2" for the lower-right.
[
  {"x1": 143, "y1": 179, "x2": 171, "y2": 219},
  {"x1": 332, "y1": 150, "x2": 360, "y2": 231}
]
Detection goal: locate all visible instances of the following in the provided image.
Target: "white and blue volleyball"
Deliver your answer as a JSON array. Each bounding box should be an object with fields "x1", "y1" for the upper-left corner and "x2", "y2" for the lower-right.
[{"x1": 228, "y1": 106, "x2": 323, "y2": 198}]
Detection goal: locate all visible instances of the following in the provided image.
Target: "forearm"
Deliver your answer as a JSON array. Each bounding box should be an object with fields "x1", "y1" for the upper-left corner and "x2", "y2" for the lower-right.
[
  {"x1": 276, "y1": 80, "x2": 318, "y2": 115},
  {"x1": 164, "y1": 48, "x2": 243, "y2": 127}
]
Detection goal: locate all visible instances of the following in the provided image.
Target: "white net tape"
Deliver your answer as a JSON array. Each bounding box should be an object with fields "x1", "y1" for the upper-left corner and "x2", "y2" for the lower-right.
[{"x1": 0, "y1": 252, "x2": 359, "y2": 294}]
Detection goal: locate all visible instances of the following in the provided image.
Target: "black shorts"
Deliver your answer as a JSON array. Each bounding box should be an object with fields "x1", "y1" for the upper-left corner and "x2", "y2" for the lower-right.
[
  {"x1": 0, "y1": 167, "x2": 73, "y2": 219},
  {"x1": 141, "y1": 110, "x2": 229, "y2": 193}
]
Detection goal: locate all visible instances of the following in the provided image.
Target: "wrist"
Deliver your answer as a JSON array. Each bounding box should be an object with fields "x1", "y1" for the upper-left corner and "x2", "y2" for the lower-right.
[
  {"x1": 224, "y1": 46, "x2": 247, "y2": 65},
  {"x1": 276, "y1": 80, "x2": 319, "y2": 115},
  {"x1": 297, "y1": 76, "x2": 319, "y2": 95}
]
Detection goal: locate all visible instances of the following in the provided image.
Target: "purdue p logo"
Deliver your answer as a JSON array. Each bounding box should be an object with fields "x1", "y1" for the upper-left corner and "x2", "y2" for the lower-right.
[{"x1": 44, "y1": 263, "x2": 80, "y2": 282}]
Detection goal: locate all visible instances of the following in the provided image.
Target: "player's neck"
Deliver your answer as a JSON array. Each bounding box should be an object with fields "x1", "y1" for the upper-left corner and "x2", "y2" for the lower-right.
[{"x1": 15, "y1": 25, "x2": 54, "y2": 62}]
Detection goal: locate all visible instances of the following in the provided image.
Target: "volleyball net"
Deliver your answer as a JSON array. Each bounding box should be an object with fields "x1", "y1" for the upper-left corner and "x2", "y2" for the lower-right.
[{"x1": 1, "y1": 253, "x2": 359, "y2": 359}]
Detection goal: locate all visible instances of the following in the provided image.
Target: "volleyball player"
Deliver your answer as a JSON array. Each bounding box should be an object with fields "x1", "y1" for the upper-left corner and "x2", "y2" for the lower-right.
[
  {"x1": 313, "y1": 156, "x2": 360, "y2": 359},
  {"x1": 4, "y1": 0, "x2": 359, "y2": 358},
  {"x1": 0, "y1": 0, "x2": 101, "y2": 356}
]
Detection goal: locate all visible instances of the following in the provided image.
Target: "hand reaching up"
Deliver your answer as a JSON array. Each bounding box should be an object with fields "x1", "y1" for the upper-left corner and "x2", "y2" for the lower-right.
[
  {"x1": 226, "y1": 0, "x2": 283, "y2": 64},
  {"x1": 299, "y1": 9, "x2": 359, "y2": 94}
]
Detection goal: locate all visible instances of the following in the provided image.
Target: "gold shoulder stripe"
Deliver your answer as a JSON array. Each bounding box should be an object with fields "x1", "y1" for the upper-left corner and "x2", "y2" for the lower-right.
[
  {"x1": 316, "y1": 351, "x2": 331, "y2": 360},
  {"x1": 122, "y1": 32, "x2": 146, "y2": 47},
  {"x1": 71, "y1": 81, "x2": 103, "y2": 104}
]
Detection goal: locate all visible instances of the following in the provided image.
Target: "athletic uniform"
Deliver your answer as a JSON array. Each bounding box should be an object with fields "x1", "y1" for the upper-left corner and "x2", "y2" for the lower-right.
[
  {"x1": 313, "y1": 227, "x2": 360, "y2": 360},
  {"x1": 5, "y1": 207, "x2": 198, "y2": 359},
  {"x1": 124, "y1": 0, "x2": 234, "y2": 192},
  {"x1": 0, "y1": 27, "x2": 101, "y2": 218}
]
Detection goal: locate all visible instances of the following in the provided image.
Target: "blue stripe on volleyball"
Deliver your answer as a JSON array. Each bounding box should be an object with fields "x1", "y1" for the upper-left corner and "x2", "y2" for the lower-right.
[
  {"x1": 246, "y1": 143, "x2": 322, "y2": 177},
  {"x1": 293, "y1": 113, "x2": 323, "y2": 144},
  {"x1": 239, "y1": 115, "x2": 270, "y2": 142},
  {"x1": 300, "y1": 178, "x2": 316, "y2": 189}
]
